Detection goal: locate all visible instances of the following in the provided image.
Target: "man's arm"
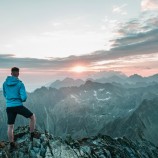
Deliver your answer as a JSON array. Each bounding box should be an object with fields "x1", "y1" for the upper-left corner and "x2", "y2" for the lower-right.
[
  {"x1": 3, "y1": 83, "x2": 6, "y2": 98},
  {"x1": 20, "y1": 83, "x2": 27, "y2": 102}
]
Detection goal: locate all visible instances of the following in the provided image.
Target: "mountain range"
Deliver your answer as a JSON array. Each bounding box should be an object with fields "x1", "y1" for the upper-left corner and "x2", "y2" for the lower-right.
[
  {"x1": 0, "y1": 74, "x2": 158, "y2": 148},
  {"x1": 46, "y1": 73, "x2": 158, "y2": 89}
]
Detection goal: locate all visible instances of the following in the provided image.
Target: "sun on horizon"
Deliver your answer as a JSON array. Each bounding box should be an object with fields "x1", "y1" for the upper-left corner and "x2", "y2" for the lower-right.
[{"x1": 71, "y1": 66, "x2": 87, "y2": 73}]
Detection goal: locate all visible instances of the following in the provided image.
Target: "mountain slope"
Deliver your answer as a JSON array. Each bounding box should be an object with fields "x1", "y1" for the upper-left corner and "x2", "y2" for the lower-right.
[
  {"x1": 0, "y1": 82, "x2": 158, "y2": 145},
  {"x1": 28, "y1": 82, "x2": 158, "y2": 139},
  {"x1": 101, "y1": 97, "x2": 158, "y2": 145}
]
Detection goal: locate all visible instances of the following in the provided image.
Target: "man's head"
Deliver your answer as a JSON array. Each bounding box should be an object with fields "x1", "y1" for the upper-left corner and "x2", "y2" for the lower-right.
[{"x1": 11, "y1": 67, "x2": 19, "y2": 77}]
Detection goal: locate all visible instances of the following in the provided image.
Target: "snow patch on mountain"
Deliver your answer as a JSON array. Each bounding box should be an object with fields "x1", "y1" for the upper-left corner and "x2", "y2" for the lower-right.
[
  {"x1": 106, "y1": 92, "x2": 111, "y2": 95},
  {"x1": 128, "y1": 109, "x2": 134, "y2": 112},
  {"x1": 70, "y1": 94, "x2": 80, "y2": 103},
  {"x1": 97, "y1": 97, "x2": 111, "y2": 101},
  {"x1": 98, "y1": 88, "x2": 105, "y2": 92},
  {"x1": 93, "y1": 90, "x2": 111, "y2": 101}
]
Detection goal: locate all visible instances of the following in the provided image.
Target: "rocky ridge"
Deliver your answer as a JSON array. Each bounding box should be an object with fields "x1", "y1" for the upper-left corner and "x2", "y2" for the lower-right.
[{"x1": 0, "y1": 126, "x2": 158, "y2": 158}]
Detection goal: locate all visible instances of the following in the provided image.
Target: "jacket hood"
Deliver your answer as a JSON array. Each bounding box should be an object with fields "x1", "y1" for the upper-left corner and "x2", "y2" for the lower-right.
[{"x1": 5, "y1": 76, "x2": 20, "y2": 86}]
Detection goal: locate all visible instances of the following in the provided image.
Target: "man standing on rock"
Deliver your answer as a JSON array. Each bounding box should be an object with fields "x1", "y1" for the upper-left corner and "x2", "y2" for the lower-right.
[{"x1": 3, "y1": 67, "x2": 39, "y2": 150}]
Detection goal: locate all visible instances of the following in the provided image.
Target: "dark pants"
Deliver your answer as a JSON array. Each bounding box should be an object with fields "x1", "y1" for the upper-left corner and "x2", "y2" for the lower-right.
[{"x1": 6, "y1": 106, "x2": 33, "y2": 125}]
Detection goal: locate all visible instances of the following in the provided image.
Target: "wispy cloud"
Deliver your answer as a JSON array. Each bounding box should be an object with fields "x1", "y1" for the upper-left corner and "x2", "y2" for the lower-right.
[
  {"x1": 112, "y1": 4, "x2": 127, "y2": 15},
  {"x1": 141, "y1": 0, "x2": 158, "y2": 11}
]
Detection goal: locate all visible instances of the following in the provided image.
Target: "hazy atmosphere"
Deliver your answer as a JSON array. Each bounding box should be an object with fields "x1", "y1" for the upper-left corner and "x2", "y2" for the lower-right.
[
  {"x1": 0, "y1": 0, "x2": 158, "y2": 91},
  {"x1": 1, "y1": 1, "x2": 158, "y2": 157}
]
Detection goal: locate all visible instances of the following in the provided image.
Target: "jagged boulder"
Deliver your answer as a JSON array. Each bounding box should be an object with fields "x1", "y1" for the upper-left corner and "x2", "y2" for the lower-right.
[{"x1": 0, "y1": 126, "x2": 158, "y2": 158}]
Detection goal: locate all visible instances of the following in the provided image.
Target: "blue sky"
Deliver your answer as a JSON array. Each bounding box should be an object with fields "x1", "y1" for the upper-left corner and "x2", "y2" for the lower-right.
[
  {"x1": 0, "y1": 0, "x2": 158, "y2": 91},
  {"x1": 0, "y1": 0, "x2": 141, "y2": 58}
]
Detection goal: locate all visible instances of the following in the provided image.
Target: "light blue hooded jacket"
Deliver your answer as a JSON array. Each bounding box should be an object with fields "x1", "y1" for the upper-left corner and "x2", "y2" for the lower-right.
[{"x1": 3, "y1": 76, "x2": 27, "y2": 107}]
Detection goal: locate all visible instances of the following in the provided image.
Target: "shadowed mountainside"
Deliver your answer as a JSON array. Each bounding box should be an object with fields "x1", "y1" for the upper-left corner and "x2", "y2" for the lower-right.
[{"x1": 100, "y1": 97, "x2": 158, "y2": 145}]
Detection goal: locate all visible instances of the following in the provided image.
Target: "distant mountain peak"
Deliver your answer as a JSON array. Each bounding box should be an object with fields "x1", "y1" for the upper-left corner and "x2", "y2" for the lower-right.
[
  {"x1": 49, "y1": 77, "x2": 84, "y2": 89},
  {"x1": 150, "y1": 74, "x2": 158, "y2": 78},
  {"x1": 129, "y1": 74, "x2": 143, "y2": 78},
  {"x1": 85, "y1": 79, "x2": 93, "y2": 84},
  {"x1": 63, "y1": 77, "x2": 74, "y2": 82}
]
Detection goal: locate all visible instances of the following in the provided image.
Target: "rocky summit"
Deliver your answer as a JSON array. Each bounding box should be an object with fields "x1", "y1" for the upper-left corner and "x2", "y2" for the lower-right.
[{"x1": 0, "y1": 126, "x2": 158, "y2": 158}]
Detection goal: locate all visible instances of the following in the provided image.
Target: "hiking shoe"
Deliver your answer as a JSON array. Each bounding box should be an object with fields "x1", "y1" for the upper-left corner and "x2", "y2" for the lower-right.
[
  {"x1": 9, "y1": 142, "x2": 18, "y2": 152},
  {"x1": 0, "y1": 142, "x2": 5, "y2": 148},
  {"x1": 30, "y1": 131, "x2": 41, "y2": 141}
]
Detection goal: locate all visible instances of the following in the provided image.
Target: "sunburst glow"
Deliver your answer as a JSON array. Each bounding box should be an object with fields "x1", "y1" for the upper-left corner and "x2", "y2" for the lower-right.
[{"x1": 71, "y1": 66, "x2": 87, "y2": 73}]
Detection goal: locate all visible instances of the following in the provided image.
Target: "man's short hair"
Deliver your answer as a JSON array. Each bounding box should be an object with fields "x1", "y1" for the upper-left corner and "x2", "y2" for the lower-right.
[{"x1": 11, "y1": 67, "x2": 19, "y2": 72}]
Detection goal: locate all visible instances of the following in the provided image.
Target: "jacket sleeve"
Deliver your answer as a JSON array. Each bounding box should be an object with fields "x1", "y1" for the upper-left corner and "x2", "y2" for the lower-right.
[
  {"x1": 20, "y1": 83, "x2": 27, "y2": 102},
  {"x1": 3, "y1": 83, "x2": 6, "y2": 98}
]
